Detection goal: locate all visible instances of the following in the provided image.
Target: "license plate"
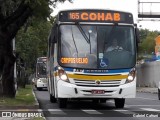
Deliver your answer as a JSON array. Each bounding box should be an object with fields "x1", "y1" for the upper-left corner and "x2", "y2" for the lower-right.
[{"x1": 92, "y1": 90, "x2": 105, "y2": 94}]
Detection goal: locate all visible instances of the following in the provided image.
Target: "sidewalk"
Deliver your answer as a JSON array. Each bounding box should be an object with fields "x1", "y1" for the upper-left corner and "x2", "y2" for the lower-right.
[{"x1": 136, "y1": 87, "x2": 158, "y2": 94}]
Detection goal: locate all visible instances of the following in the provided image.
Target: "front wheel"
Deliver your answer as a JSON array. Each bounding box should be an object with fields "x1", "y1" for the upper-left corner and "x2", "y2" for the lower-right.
[
  {"x1": 58, "y1": 98, "x2": 67, "y2": 108},
  {"x1": 50, "y1": 94, "x2": 57, "y2": 103},
  {"x1": 114, "y1": 98, "x2": 125, "y2": 108},
  {"x1": 37, "y1": 87, "x2": 42, "y2": 91}
]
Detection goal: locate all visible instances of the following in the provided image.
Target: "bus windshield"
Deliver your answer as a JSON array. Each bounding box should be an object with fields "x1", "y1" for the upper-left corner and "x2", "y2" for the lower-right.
[
  {"x1": 59, "y1": 24, "x2": 136, "y2": 69},
  {"x1": 37, "y1": 62, "x2": 46, "y2": 77}
]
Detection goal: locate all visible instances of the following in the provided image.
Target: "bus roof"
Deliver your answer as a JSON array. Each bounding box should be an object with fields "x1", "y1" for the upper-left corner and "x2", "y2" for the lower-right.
[
  {"x1": 58, "y1": 8, "x2": 133, "y2": 15},
  {"x1": 37, "y1": 57, "x2": 47, "y2": 63},
  {"x1": 57, "y1": 9, "x2": 134, "y2": 24}
]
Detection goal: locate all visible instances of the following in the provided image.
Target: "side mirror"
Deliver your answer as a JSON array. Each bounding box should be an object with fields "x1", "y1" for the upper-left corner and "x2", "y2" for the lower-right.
[
  {"x1": 49, "y1": 24, "x2": 57, "y2": 43},
  {"x1": 49, "y1": 33, "x2": 57, "y2": 44},
  {"x1": 135, "y1": 28, "x2": 141, "y2": 43}
]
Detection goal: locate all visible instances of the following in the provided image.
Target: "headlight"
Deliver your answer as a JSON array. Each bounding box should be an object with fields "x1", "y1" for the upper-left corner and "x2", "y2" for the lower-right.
[
  {"x1": 37, "y1": 79, "x2": 42, "y2": 82},
  {"x1": 61, "y1": 74, "x2": 68, "y2": 80},
  {"x1": 125, "y1": 68, "x2": 136, "y2": 83},
  {"x1": 58, "y1": 67, "x2": 69, "y2": 82}
]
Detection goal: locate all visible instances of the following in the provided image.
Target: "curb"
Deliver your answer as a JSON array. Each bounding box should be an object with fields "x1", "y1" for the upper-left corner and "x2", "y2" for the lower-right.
[
  {"x1": 32, "y1": 89, "x2": 39, "y2": 108},
  {"x1": 137, "y1": 91, "x2": 158, "y2": 94},
  {"x1": 0, "y1": 105, "x2": 38, "y2": 110},
  {"x1": 136, "y1": 88, "x2": 158, "y2": 94}
]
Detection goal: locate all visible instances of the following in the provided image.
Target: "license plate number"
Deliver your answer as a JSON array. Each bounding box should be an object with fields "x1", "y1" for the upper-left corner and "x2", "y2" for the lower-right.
[{"x1": 92, "y1": 90, "x2": 105, "y2": 94}]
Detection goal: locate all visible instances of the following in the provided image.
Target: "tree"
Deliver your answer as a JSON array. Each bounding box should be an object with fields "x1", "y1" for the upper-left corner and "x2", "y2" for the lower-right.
[
  {"x1": 139, "y1": 29, "x2": 159, "y2": 54},
  {"x1": 0, "y1": 0, "x2": 71, "y2": 97},
  {"x1": 16, "y1": 19, "x2": 52, "y2": 81}
]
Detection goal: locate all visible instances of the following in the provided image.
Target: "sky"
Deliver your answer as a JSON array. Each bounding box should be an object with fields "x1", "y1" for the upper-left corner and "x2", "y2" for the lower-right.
[{"x1": 51, "y1": 0, "x2": 160, "y2": 31}]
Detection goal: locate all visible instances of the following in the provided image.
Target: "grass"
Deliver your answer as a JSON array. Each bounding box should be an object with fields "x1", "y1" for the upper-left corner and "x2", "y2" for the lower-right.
[
  {"x1": 0, "y1": 85, "x2": 45, "y2": 120},
  {"x1": 0, "y1": 85, "x2": 35, "y2": 106}
]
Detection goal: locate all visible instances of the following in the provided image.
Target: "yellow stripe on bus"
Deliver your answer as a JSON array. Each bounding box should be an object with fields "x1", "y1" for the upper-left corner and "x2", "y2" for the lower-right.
[
  {"x1": 54, "y1": 72, "x2": 128, "y2": 80},
  {"x1": 67, "y1": 74, "x2": 127, "y2": 80}
]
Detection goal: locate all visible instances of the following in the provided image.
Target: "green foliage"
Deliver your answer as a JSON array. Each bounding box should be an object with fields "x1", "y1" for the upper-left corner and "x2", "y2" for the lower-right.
[
  {"x1": 0, "y1": 85, "x2": 35, "y2": 106},
  {"x1": 139, "y1": 29, "x2": 150, "y2": 41},
  {"x1": 32, "y1": 0, "x2": 52, "y2": 19},
  {"x1": 0, "y1": 0, "x2": 70, "y2": 18},
  {"x1": 138, "y1": 29, "x2": 160, "y2": 54},
  {"x1": 0, "y1": 0, "x2": 71, "y2": 97},
  {"x1": 0, "y1": 0, "x2": 21, "y2": 16},
  {"x1": 16, "y1": 19, "x2": 52, "y2": 74}
]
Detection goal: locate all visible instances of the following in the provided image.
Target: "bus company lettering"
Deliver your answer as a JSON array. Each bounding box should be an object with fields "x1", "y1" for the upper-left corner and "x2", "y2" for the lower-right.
[
  {"x1": 69, "y1": 12, "x2": 121, "y2": 21},
  {"x1": 61, "y1": 57, "x2": 88, "y2": 64}
]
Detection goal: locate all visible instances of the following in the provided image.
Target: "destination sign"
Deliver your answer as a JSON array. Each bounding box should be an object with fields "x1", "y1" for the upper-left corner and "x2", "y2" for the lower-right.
[
  {"x1": 61, "y1": 57, "x2": 88, "y2": 64},
  {"x1": 58, "y1": 10, "x2": 133, "y2": 23},
  {"x1": 68, "y1": 12, "x2": 121, "y2": 21}
]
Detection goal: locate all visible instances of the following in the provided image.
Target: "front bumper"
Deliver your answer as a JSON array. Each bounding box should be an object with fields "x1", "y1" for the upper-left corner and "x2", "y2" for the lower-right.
[
  {"x1": 37, "y1": 82, "x2": 47, "y2": 88},
  {"x1": 57, "y1": 78, "x2": 136, "y2": 98}
]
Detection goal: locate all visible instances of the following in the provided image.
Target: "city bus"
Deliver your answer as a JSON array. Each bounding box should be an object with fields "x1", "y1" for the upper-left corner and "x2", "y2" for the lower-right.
[
  {"x1": 34, "y1": 57, "x2": 47, "y2": 91},
  {"x1": 47, "y1": 9, "x2": 139, "y2": 108}
]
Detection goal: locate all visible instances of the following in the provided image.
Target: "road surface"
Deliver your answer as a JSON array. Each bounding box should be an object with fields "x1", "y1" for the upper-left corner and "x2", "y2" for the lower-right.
[{"x1": 34, "y1": 88, "x2": 160, "y2": 120}]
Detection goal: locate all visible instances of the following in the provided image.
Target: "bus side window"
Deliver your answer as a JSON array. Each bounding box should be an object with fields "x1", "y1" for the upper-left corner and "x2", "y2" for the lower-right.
[{"x1": 51, "y1": 38, "x2": 55, "y2": 57}]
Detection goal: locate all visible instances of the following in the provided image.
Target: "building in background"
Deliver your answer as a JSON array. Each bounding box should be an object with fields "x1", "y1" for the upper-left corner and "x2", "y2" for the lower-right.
[{"x1": 155, "y1": 35, "x2": 160, "y2": 60}]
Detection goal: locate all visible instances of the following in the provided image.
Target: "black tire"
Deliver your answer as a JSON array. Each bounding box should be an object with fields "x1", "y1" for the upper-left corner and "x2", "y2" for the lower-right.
[
  {"x1": 158, "y1": 89, "x2": 160, "y2": 100},
  {"x1": 37, "y1": 87, "x2": 42, "y2": 91},
  {"x1": 50, "y1": 94, "x2": 57, "y2": 103},
  {"x1": 114, "y1": 98, "x2": 125, "y2": 108},
  {"x1": 58, "y1": 98, "x2": 67, "y2": 108}
]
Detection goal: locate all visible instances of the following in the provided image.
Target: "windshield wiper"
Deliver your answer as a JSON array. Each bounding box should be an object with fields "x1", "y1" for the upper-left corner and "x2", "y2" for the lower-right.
[
  {"x1": 76, "y1": 22, "x2": 90, "y2": 44},
  {"x1": 71, "y1": 26, "x2": 78, "y2": 57}
]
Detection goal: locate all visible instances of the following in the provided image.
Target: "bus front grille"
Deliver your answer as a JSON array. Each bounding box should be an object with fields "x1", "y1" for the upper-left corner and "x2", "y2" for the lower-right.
[{"x1": 73, "y1": 79, "x2": 121, "y2": 87}]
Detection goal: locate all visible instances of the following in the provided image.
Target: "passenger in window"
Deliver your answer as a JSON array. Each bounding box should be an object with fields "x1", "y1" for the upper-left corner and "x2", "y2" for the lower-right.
[{"x1": 105, "y1": 38, "x2": 123, "y2": 52}]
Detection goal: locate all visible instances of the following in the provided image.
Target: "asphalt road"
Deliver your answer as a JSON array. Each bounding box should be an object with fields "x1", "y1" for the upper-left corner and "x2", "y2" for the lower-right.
[{"x1": 34, "y1": 88, "x2": 160, "y2": 120}]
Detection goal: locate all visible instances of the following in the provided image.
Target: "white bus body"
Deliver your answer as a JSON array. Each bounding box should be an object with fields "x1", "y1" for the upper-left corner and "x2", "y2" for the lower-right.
[
  {"x1": 35, "y1": 57, "x2": 47, "y2": 91},
  {"x1": 47, "y1": 9, "x2": 139, "y2": 108}
]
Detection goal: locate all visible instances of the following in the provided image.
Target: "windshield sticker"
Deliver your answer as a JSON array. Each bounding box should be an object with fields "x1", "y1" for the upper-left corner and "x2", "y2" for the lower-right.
[
  {"x1": 100, "y1": 59, "x2": 107, "y2": 67},
  {"x1": 98, "y1": 53, "x2": 108, "y2": 67},
  {"x1": 99, "y1": 53, "x2": 103, "y2": 59},
  {"x1": 85, "y1": 69, "x2": 108, "y2": 73},
  {"x1": 73, "y1": 69, "x2": 84, "y2": 72},
  {"x1": 61, "y1": 57, "x2": 88, "y2": 64}
]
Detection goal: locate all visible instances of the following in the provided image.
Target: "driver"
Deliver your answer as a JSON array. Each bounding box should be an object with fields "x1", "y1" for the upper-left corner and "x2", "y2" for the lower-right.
[{"x1": 105, "y1": 38, "x2": 123, "y2": 52}]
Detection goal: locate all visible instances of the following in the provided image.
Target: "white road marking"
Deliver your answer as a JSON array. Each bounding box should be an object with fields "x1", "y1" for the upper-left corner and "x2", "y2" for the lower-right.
[
  {"x1": 113, "y1": 109, "x2": 137, "y2": 115},
  {"x1": 48, "y1": 109, "x2": 63, "y2": 111},
  {"x1": 114, "y1": 109, "x2": 128, "y2": 111},
  {"x1": 136, "y1": 97, "x2": 157, "y2": 101},
  {"x1": 48, "y1": 109, "x2": 66, "y2": 115},
  {"x1": 81, "y1": 109, "x2": 103, "y2": 114},
  {"x1": 140, "y1": 108, "x2": 160, "y2": 112},
  {"x1": 126, "y1": 105, "x2": 160, "y2": 107}
]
